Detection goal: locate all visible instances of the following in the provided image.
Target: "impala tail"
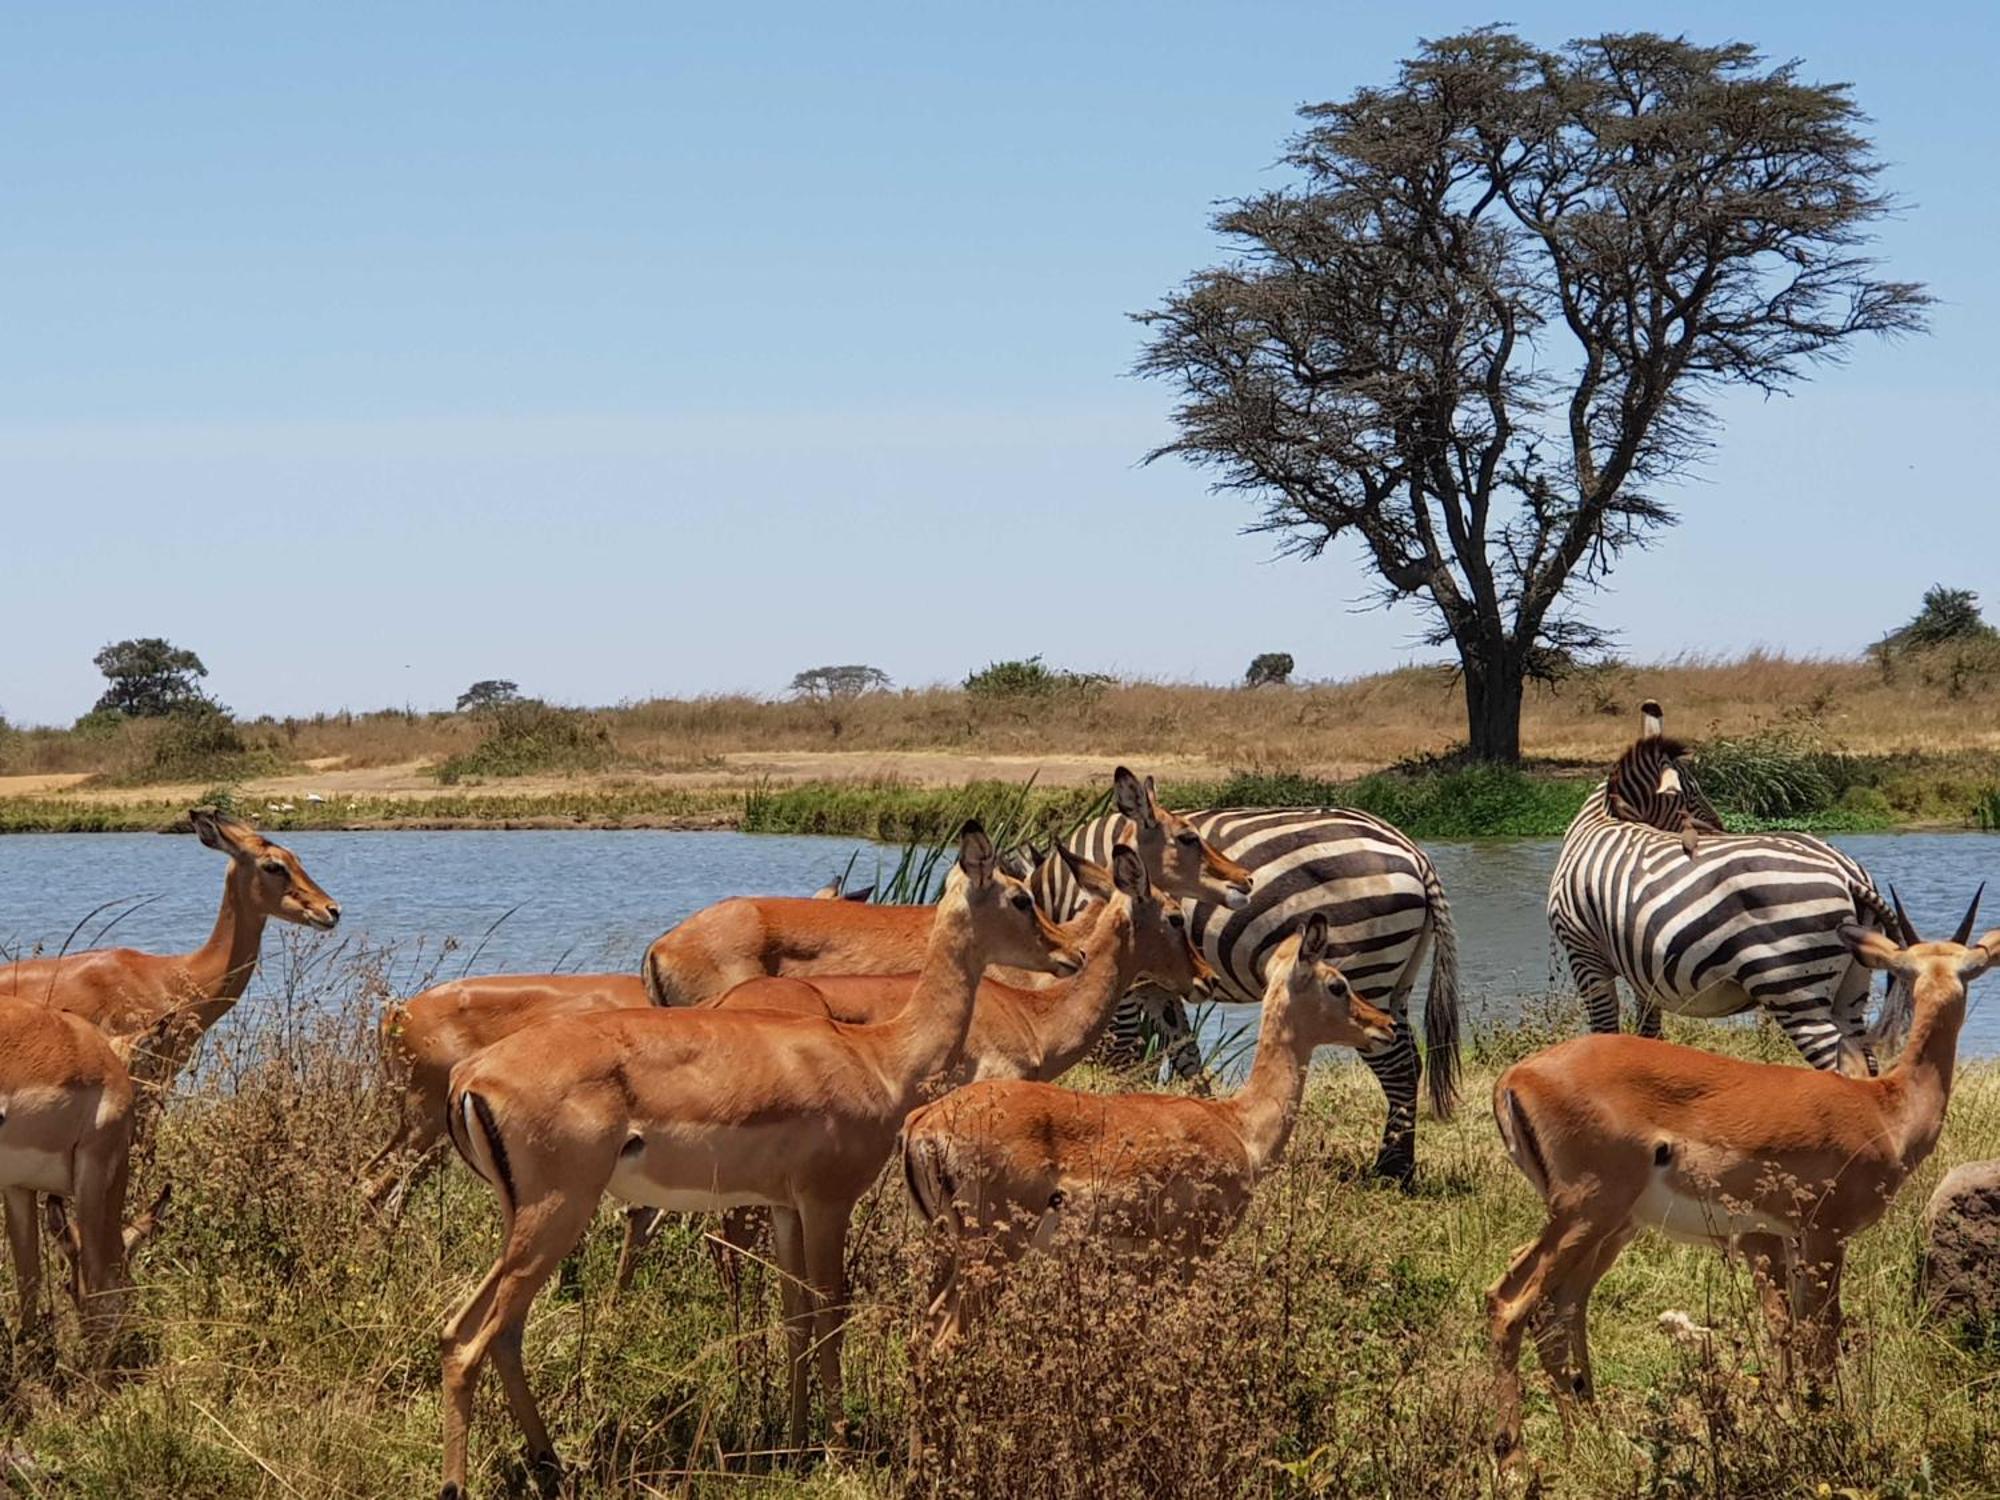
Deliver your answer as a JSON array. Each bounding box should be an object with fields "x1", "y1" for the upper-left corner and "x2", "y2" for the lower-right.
[
  {"x1": 901, "y1": 1126, "x2": 960, "y2": 1236},
  {"x1": 1422, "y1": 862, "x2": 1462, "y2": 1119},
  {"x1": 446, "y1": 1084, "x2": 517, "y2": 1218},
  {"x1": 1492, "y1": 1084, "x2": 1550, "y2": 1202}
]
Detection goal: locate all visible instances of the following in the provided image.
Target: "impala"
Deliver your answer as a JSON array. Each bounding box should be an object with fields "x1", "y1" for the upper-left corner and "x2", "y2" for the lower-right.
[
  {"x1": 640, "y1": 766, "x2": 1252, "y2": 1005},
  {"x1": 0, "y1": 808, "x2": 340, "y2": 1088},
  {"x1": 901, "y1": 912, "x2": 1395, "y2": 1349},
  {"x1": 671, "y1": 845, "x2": 1216, "y2": 1294},
  {"x1": 0, "y1": 999, "x2": 159, "y2": 1368},
  {"x1": 1487, "y1": 888, "x2": 1997, "y2": 1465},
  {"x1": 435, "y1": 822, "x2": 1083, "y2": 1498},
  {"x1": 361, "y1": 870, "x2": 868, "y2": 1217}
]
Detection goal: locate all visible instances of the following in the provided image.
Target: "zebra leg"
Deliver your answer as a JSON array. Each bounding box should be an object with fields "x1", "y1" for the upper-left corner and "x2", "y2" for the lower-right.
[
  {"x1": 1764, "y1": 999, "x2": 1847, "y2": 1073},
  {"x1": 1563, "y1": 947, "x2": 1623, "y2": 1035},
  {"x1": 1359, "y1": 1018, "x2": 1420, "y2": 1187},
  {"x1": 1149, "y1": 990, "x2": 1208, "y2": 1090}
]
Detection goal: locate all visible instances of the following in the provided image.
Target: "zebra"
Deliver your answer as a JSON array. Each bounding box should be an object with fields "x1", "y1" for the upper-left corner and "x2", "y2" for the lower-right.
[
  {"x1": 1549, "y1": 702, "x2": 1902, "y2": 1073},
  {"x1": 1034, "y1": 774, "x2": 1461, "y2": 1184}
]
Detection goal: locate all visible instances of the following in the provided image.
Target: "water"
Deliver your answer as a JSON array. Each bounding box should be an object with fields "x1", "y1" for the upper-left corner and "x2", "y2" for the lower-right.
[{"x1": 3, "y1": 828, "x2": 1998, "y2": 1055}]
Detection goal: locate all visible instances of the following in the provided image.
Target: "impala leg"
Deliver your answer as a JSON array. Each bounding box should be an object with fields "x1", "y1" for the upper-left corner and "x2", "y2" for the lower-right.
[
  {"x1": 439, "y1": 1191, "x2": 596, "y2": 1499},
  {"x1": 1357, "y1": 1017, "x2": 1419, "y2": 1185},
  {"x1": 69, "y1": 1140, "x2": 133, "y2": 1373},
  {"x1": 1738, "y1": 1231, "x2": 1795, "y2": 1380},
  {"x1": 362, "y1": 1079, "x2": 447, "y2": 1221},
  {"x1": 1790, "y1": 1234, "x2": 1847, "y2": 1394},
  {"x1": 612, "y1": 1207, "x2": 664, "y2": 1298},
  {"x1": 1547, "y1": 1218, "x2": 1635, "y2": 1413},
  {"x1": 705, "y1": 1207, "x2": 763, "y2": 1321},
  {"x1": 1486, "y1": 1211, "x2": 1604, "y2": 1465},
  {"x1": 800, "y1": 1198, "x2": 853, "y2": 1450},
  {"x1": 3, "y1": 1187, "x2": 44, "y2": 1349},
  {"x1": 770, "y1": 1206, "x2": 812, "y2": 1455}
]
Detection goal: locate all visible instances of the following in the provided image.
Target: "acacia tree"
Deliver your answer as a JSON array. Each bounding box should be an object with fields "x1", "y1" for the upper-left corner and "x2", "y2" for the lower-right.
[
  {"x1": 91, "y1": 637, "x2": 214, "y2": 718},
  {"x1": 1138, "y1": 30, "x2": 1927, "y2": 760}
]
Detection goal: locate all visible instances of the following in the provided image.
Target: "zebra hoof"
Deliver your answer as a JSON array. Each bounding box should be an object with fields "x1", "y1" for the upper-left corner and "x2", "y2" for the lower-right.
[{"x1": 1370, "y1": 1151, "x2": 1418, "y2": 1191}]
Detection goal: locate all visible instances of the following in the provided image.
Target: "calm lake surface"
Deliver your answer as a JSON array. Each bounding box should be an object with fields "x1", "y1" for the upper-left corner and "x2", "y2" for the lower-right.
[{"x1": 4, "y1": 829, "x2": 1998, "y2": 1056}]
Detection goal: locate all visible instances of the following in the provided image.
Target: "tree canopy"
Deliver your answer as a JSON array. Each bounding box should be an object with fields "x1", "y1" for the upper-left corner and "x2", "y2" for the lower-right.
[
  {"x1": 790, "y1": 665, "x2": 891, "y2": 700},
  {"x1": 91, "y1": 637, "x2": 215, "y2": 718},
  {"x1": 1139, "y1": 28, "x2": 1928, "y2": 760},
  {"x1": 456, "y1": 679, "x2": 524, "y2": 712}
]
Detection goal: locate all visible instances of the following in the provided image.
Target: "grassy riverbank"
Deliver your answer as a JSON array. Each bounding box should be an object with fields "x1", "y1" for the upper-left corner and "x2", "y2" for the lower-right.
[
  {"x1": 4, "y1": 652, "x2": 1997, "y2": 836},
  {"x1": 4, "y1": 750, "x2": 1995, "y2": 840},
  {"x1": 11, "y1": 954, "x2": 1998, "y2": 1498}
]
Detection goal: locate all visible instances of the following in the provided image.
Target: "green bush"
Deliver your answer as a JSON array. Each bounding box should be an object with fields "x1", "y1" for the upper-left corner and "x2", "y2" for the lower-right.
[
  {"x1": 433, "y1": 700, "x2": 617, "y2": 782},
  {"x1": 963, "y1": 656, "x2": 1112, "y2": 701},
  {"x1": 1693, "y1": 723, "x2": 1853, "y2": 820}
]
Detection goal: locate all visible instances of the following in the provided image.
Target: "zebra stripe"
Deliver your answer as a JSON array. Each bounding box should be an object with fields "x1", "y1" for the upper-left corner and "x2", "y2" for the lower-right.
[
  {"x1": 1549, "y1": 776, "x2": 1893, "y2": 1072},
  {"x1": 1038, "y1": 805, "x2": 1460, "y2": 1183}
]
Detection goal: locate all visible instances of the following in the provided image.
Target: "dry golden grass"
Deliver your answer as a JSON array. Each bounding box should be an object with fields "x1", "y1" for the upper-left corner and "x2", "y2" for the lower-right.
[{"x1": 6, "y1": 651, "x2": 1998, "y2": 793}]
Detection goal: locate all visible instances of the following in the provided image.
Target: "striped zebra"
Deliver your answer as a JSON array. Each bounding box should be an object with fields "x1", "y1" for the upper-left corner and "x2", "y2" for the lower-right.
[
  {"x1": 1035, "y1": 781, "x2": 1461, "y2": 1184},
  {"x1": 1549, "y1": 703, "x2": 1901, "y2": 1073}
]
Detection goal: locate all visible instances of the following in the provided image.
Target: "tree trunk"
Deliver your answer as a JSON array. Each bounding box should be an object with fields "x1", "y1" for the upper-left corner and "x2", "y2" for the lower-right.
[{"x1": 1461, "y1": 649, "x2": 1524, "y2": 763}]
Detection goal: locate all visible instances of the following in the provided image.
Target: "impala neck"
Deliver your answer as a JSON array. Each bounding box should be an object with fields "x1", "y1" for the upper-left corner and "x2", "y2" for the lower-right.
[
  {"x1": 1883, "y1": 984, "x2": 1967, "y2": 1169},
  {"x1": 1022, "y1": 901, "x2": 1134, "y2": 1077},
  {"x1": 184, "y1": 861, "x2": 271, "y2": 1010},
  {"x1": 887, "y1": 898, "x2": 987, "y2": 1099},
  {"x1": 1222, "y1": 989, "x2": 1316, "y2": 1178}
]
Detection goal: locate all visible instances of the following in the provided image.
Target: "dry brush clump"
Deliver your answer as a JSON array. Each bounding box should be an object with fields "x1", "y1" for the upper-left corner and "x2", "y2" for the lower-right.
[{"x1": 3, "y1": 945, "x2": 1997, "y2": 1497}]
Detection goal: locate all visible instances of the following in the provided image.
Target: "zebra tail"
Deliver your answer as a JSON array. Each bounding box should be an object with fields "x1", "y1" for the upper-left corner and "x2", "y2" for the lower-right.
[
  {"x1": 1851, "y1": 880, "x2": 1915, "y2": 1051},
  {"x1": 1422, "y1": 862, "x2": 1463, "y2": 1120}
]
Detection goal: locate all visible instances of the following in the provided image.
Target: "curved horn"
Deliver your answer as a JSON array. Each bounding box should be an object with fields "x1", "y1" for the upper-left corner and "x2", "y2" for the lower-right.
[
  {"x1": 1888, "y1": 885, "x2": 1920, "y2": 947},
  {"x1": 1954, "y1": 882, "x2": 1986, "y2": 947}
]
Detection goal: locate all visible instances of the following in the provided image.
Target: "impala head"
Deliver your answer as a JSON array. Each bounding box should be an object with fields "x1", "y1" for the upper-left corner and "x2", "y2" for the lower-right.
[
  {"x1": 1840, "y1": 884, "x2": 1998, "y2": 1028},
  {"x1": 1107, "y1": 843, "x2": 1216, "y2": 1001},
  {"x1": 190, "y1": 808, "x2": 340, "y2": 930},
  {"x1": 1112, "y1": 766, "x2": 1252, "y2": 910},
  {"x1": 1273, "y1": 913, "x2": 1394, "y2": 1051},
  {"x1": 946, "y1": 821, "x2": 1084, "y2": 977}
]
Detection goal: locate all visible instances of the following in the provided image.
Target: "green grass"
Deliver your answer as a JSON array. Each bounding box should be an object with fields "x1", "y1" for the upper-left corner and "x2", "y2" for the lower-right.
[{"x1": 15, "y1": 958, "x2": 2000, "y2": 1497}]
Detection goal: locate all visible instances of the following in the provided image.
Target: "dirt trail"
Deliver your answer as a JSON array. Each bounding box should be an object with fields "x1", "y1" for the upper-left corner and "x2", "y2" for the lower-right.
[{"x1": 0, "y1": 749, "x2": 1239, "y2": 808}]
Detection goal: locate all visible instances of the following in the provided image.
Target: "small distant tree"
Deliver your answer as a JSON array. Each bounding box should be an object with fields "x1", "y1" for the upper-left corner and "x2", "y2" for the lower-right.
[
  {"x1": 91, "y1": 637, "x2": 215, "y2": 718},
  {"x1": 789, "y1": 665, "x2": 891, "y2": 700},
  {"x1": 456, "y1": 679, "x2": 523, "y2": 712},
  {"x1": 1245, "y1": 652, "x2": 1295, "y2": 687},
  {"x1": 1880, "y1": 586, "x2": 1994, "y2": 653}
]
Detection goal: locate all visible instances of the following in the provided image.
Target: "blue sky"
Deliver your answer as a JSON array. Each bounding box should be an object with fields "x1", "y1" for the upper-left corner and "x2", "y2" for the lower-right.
[{"x1": 2, "y1": 3, "x2": 1992, "y2": 725}]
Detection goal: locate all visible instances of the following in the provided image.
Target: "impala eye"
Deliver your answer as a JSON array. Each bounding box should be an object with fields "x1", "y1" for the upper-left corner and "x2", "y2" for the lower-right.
[
  {"x1": 1011, "y1": 894, "x2": 1034, "y2": 913},
  {"x1": 1176, "y1": 831, "x2": 1200, "y2": 847},
  {"x1": 1168, "y1": 914, "x2": 1186, "y2": 930},
  {"x1": 261, "y1": 860, "x2": 287, "y2": 877}
]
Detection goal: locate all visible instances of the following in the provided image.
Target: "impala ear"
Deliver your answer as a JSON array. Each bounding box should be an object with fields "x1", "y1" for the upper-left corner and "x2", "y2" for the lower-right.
[
  {"x1": 958, "y1": 821, "x2": 996, "y2": 886},
  {"x1": 1961, "y1": 930, "x2": 2000, "y2": 981},
  {"x1": 1059, "y1": 843, "x2": 1117, "y2": 901},
  {"x1": 1111, "y1": 844, "x2": 1147, "y2": 900},
  {"x1": 1299, "y1": 912, "x2": 1330, "y2": 964},
  {"x1": 1112, "y1": 766, "x2": 1156, "y2": 828},
  {"x1": 1839, "y1": 922, "x2": 1904, "y2": 972},
  {"x1": 190, "y1": 807, "x2": 251, "y2": 855}
]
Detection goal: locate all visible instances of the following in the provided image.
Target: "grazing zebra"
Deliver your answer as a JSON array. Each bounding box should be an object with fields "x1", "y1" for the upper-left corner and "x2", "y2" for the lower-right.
[
  {"x1": 1549, "y1": 704, "x2": 1900, "y2": 1073},
  {"x1": 1036, "y1": 777, "x2": 1461, "y2": 1183}
]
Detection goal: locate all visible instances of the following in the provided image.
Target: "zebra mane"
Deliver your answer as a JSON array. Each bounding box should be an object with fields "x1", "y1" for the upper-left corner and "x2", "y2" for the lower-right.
[{"x1": 1604, "y1": 733, "x2": 1725, "y2": 851}]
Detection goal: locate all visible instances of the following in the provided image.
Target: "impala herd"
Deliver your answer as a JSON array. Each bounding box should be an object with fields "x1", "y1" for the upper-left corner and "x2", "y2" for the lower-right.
[{"x1": 0, "y1": 738, "x2": 1992, "y2": 1492}]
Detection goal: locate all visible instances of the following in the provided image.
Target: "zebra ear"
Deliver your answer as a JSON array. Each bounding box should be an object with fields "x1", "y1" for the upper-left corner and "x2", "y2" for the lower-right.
[
  {"x1": 1640, "y1": 700, "x2": 1665, "y2": 739},
  {"x1": 1112, "y1": 767, "x2": 1157, "y2": 829},
  {"x1": 841, "y1": 884, "x2": 874, "y2": 903}
]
